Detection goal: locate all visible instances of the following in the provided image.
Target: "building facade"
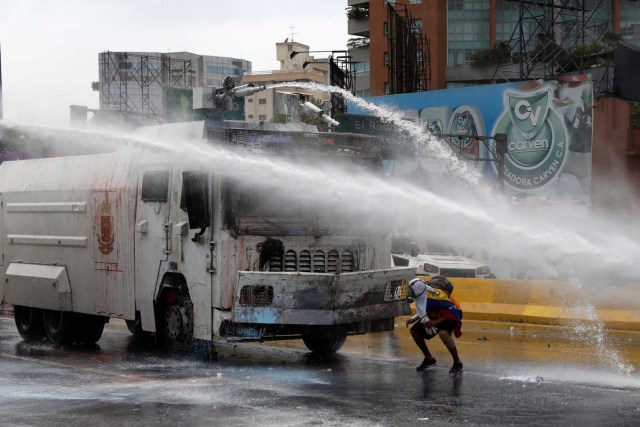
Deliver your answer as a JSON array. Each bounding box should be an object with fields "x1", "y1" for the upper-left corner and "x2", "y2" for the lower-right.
[
  {"x1": 243, "y1": 41, "x2": 331, "y2": 123},
  {"x1": 347, "y1": 0, "x2": 640, "y2": 95},
  {"x1": 97, "y1": 51, "x2": 251, "y2": 121}
]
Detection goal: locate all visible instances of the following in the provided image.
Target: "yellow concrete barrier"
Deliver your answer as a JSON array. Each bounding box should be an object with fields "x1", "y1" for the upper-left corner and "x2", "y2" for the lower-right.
[{"x1": 412, "y1": 276, "x2": 640, "y2": 331}]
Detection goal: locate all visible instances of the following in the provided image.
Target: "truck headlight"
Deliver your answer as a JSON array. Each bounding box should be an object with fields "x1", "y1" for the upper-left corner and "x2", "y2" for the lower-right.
[
  {"x1": 423, "y1": 263, "x2": 439, "y2": 274},
  {"x1": 477, "y1": 266, "x2": 491, "y2": 275}
]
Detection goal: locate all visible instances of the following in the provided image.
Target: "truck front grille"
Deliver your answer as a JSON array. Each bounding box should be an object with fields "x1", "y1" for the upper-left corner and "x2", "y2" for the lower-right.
[
  {"x1": 269, "y1": 252, "x2": 283, "y2": 272},
  {"x1": 313, "y1": 250, "x2": 326, "y2": 272},
  {"x1": 284, "y1": 250, "x2": 297, "y2": 272},
  {"x1": 299, "y1": 250, "x2": 311, "y2": 272},
  {"x1": 328, "y1": 250, "x2": 339, "y2": 272},
  {"x1": 341, "y1": 251, "x2": 355, "y2": 272},
  {"x1": 268, "y1": 248, "x2": 357, "y2": 273}
]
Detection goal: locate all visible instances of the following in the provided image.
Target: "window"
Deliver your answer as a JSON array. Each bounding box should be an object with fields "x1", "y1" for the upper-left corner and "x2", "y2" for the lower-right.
[
  {"x1": 384, "y1": 52, "x2": 389, "y2": 66},
  {"x1": 353, "y1": 60, "x2": 370, "y2": 73},
  {"x1": 409, "y1": 0, "x2": 422, "y2": 3},
  {"x1": 447, "y1": 0, "x2": 491, "y2": 65},
  {"x1": 248, "y1": 98, "x2": 254, "y2": 103},
  {"x1": 258, "y1": 98, "x2": 267, "y2": 105},
  {"x1": 384, "y1": 82, "x2": 390, "y2": 95},
  {"x1": 141, "y1": 170, "x2": 169, "y2": 202},
  {"x1": 180, "y1": 171, "x2": 210, "y2": 230},
  {"x1": 259, "y1": 114, "x2": 267, "y2": 121},
  {"x1": 411, "y1": 19, "x2": 422, "y2": 33}
]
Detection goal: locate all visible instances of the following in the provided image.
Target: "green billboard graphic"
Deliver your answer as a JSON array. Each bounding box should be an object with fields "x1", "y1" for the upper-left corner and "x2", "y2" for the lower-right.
[
  {"x1": 348, "y1": 76, "x2": 593, "y2": 201},
  {"x1": 493, "y1": 87, "x2": 569, "y2": 191}
]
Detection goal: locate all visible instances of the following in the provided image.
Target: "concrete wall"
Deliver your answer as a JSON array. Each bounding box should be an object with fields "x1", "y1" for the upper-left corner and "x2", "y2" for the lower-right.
[{"x1": 415, "y1": 276, "x2": 640, "y2": 331}]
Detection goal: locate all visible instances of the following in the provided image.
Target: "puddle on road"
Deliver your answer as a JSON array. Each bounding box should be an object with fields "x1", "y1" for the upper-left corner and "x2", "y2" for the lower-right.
[{"x1": 499, "y1": 366, "x2": 640, "y2": 390}]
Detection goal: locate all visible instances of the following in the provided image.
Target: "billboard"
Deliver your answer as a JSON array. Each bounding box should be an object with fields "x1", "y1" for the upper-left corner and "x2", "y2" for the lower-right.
[{"x1": 348, "y1": 77, "x2": 593, "y2": 201}]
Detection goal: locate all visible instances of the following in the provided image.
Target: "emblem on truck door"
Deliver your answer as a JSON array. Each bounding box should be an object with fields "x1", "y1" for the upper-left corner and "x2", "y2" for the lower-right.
[{"x1": 98, "y1": 200, "x2": 115, "y2": 255}]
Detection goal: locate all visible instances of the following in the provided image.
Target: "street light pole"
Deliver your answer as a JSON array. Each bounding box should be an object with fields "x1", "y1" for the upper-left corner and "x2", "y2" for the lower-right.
[{"x1": 495, "y1": 133, "x2": 508, "y2": 191}]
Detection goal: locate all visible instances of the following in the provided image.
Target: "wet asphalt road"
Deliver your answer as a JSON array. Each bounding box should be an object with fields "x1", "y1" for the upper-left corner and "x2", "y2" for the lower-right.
[{"x1": 1, "y1": 315, "x2": 640, "y2": 426}]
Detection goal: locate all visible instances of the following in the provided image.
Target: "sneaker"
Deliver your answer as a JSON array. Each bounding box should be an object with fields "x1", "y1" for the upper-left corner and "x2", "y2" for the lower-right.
[
  {"x1": 449, "y1": 362, "x2": 463, "y2": 374},
  {"x1": 416, "y1": 357, "x2": 437, "y2": 371}
]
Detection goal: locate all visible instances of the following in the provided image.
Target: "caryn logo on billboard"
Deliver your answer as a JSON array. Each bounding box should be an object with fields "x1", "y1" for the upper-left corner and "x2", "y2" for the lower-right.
[{"x1": 493, "y1": 87, "x2": 568, "y2": 191}]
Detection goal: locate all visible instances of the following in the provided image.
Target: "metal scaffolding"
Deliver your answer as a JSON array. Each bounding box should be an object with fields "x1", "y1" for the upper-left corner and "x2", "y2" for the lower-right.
[
  {"x1": 386, "y1": 3, "x2": 431, "y2": 94},
  {"x1": 494, "y1": 0, "x2": 612, "y2": 81},
  {"x1": 99, "y1": 51, "x2": 192, "y2": 117},
  {"x1": 329, "y1": 53, "x2": 355, "y2": 116}
]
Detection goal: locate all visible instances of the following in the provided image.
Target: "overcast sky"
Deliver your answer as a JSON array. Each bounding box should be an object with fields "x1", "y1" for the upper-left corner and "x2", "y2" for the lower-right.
[{"x1": 0, "y1": 0, "x2": 350, "y2": 126}]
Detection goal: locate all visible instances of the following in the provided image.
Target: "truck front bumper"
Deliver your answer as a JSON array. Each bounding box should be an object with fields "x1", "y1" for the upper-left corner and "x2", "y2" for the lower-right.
[{"x1": 232, "y1": 267, "x2": 414, "y2": 325}]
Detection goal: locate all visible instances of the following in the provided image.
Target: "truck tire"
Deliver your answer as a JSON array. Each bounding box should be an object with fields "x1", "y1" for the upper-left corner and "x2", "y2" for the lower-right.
[
  {"x1": 302, "y1": 334, "x2": 347, "y2": 354},
  {"x1": 14, "y1": 306, "x2": 46, "y2": 341},
  {"x1": 42, "y1": 310, "x2": 77, "y2": 346},
  {"x1": 157, "y1": 290, "x2": 193, "y2": 352},
  {"x1": 75, "y1": 314, "x2": 107, "y2": 345}
]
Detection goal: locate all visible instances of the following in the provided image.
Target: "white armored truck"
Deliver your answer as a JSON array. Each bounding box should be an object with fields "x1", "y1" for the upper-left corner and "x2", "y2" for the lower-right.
[{"x1": 0, "y1": 123, "x2": 413, "y2": 354}]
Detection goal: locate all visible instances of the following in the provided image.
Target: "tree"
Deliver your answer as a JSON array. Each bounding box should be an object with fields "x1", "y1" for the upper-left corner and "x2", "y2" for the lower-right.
[
  {"x1": 470, "y1": 41, "x2": 512, "y2": 67},
  {"x1": 271, "y1": 113, "x2": 288, "y2": 124},
  {"x1": 346, "y1": 6, "x2": 369, "y2": 20}
]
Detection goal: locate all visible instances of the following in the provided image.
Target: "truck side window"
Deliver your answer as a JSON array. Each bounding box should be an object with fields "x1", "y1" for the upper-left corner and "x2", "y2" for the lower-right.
[
  {"x1": 141, "y1": 170, "x2": 170, "y2": 202},
  {"x1": 392, "y1": 255, "x2": 409, "y2": 267},
  {"x1": 181, "y1": 171, "x2": 210, "y2": 230}
]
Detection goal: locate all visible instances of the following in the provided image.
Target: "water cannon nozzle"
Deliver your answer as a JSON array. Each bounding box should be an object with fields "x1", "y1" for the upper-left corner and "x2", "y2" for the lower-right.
[
  {"x1": 300, "y1": 101, "x2": 340, "y2": 127},
  {"x1": 322, "y1": 115, "x2": 340, "y2": 127},
  {"x1": 231, "y1": 84, "x2": 266, "y2": 97}
]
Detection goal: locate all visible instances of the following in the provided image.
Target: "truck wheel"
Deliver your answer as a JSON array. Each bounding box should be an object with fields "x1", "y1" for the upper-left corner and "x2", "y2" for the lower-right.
[
  {"x1": 158, "y1": 291, "x2": 193, "y2": 352},
  {"x1": 76, "y1": 314, "x2": 107, "y2": 345},
  {"x1": 302, "y1": 335, "x2": 347, "y2": 354},
  {"x1": 42, "y1": 310, "x2": 77, "y2": 346},
  {"x1": 14, "y1": 306, "x2": 46, "y2": 341}
]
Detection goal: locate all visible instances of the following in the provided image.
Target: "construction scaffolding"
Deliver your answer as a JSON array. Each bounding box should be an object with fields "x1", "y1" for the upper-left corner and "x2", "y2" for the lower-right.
[
  {"x1": 386, "y1": 3, "x2": 431, "y2": 94},
  {"x1": 99, "y1": 51, "x2": 193, "y2": 118},
  {"x1": 329, "y1": 53, "x2": 355, "y2": 116},
  {"x1": 494, "y1": 0, "x2": 612, "y2": 81}
]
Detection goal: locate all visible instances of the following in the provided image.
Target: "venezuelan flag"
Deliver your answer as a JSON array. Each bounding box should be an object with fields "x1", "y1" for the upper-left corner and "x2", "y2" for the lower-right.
[{"x1": 427, "y1": 288, "x2": 463, "y2": 338}]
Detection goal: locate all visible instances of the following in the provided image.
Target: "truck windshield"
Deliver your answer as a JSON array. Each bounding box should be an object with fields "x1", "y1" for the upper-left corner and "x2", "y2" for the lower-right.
[
  {"x1": 216, "y1": 129, "x2": 385, "y2": 236},
  {"x1": 224, "y1": 181, "x2": 352, "y2": 236}
]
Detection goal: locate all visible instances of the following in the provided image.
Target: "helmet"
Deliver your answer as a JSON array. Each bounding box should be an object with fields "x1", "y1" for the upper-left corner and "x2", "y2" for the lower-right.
[
  {"x1": 428, "y1": 275, "x2": 453, "y2": 295},
  {"x1": 407, "y1": 278, "x2": 425, "y2": 299}
]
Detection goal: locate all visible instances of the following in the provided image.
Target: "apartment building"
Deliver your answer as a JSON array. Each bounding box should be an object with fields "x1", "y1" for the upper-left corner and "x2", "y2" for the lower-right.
[
  {"x1": 243, "y1": 40, "x2": 331, "y2": 123},
  {"x1": 347, "y1": 0, "x2": 640, "y2": 95}
]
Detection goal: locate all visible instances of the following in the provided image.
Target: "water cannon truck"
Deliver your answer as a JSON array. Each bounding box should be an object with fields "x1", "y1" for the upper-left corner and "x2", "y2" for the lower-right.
[{"x1": 0, "y1": 122, "x2": 413, "y2": 355}]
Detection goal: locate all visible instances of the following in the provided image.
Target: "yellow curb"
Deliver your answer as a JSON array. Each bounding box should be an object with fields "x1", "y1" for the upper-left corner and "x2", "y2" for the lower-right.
[{"x1": 411, "y1": 277, "x2": 640, "y2": 332}]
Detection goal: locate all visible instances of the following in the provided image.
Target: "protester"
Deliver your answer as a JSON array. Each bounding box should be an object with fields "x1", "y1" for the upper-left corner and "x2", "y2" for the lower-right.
[{"x1": 405, "y1": 276, "x2": 464, "y2": 373}]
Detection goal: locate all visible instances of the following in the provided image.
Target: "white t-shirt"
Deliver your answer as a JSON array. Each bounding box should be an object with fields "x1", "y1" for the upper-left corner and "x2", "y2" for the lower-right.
[{"x1": 409, "y1": 279, "x2": 434, "y2": 323}]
